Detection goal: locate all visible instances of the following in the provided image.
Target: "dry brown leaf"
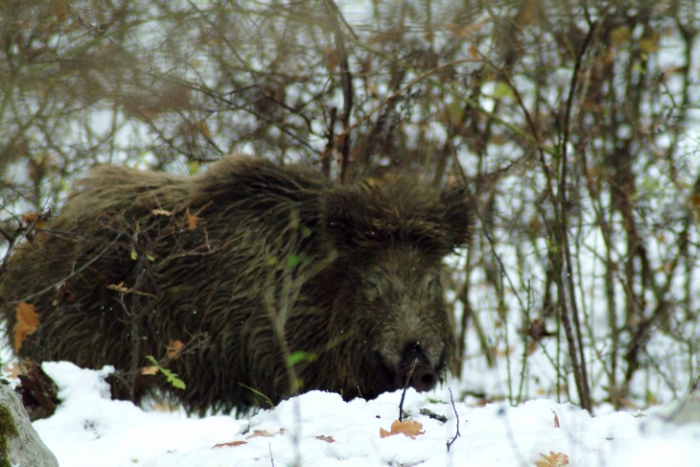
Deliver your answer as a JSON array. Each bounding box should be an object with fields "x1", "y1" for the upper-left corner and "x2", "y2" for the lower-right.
[
  {"x1": 107, "y1": 282, "x2": 130, "y2": 293},
  {"x1": 2, "y1": 362, "x2": 23, "y2": 379},
  {"x1": 468, "y1": 44, "x2": 479, "y2": 60},
  {"x1": 166, "y1": 340, "x2": 184, "y2": 358},
  {"x1": 617, "y1": 397, "x2": 641, "y2": 410},
  {"x1": 315, "y1": 435, "x2": 335, "y2": 443},
  {"x1": 552, "y1": 409, "x2": 560, "y2": 428},
  {"x1": 56, "y1": 283, "x2": 75, "y2": 303},
  {"x1": 141, "y1": 366, "x2": 159, "y2": 375},
  {"x1": 534, "y1": 451, "x2": 569, "y2": 467},
  {"x1": 150, "y1": 401, "x2": 178, "y2": 412},
  {"x1": 51, "y1": 0, "x2": 68, "y2": 22},
  {"x1": 638, "y1": 34, "x2": 660, "y2": 53},
  {"x1": 379, "y1": 420, "x2": 424, "y2": 439},
  {"x1": 14, "y1": 302, "x2": 39, "y2": 352},
  {"x1": 195, "y1": 121, "x2": 211, "y2": 138},
  {"x1": 443, "y1": 18, "x2": 488, "y2": 39},
  {"x1": 186, "y1": 208, "x2": 202, "y2": 231},
  {"x1": 527, "y1": 341, "x2": 538, "y2": 356},
  {"x1": 246, "y1": 428, "x2": 285, "y2": 439},
  {"x1": 213, "y1": 441, "x2": 247, "y2": 448},
  {"x1": 322, "y1": 47, "x2": 338, "y2": 71},
  {"x1": 21, "y1": 212, "x2": 46, "y2": 229},
  {"x1": 367, "y1": 83, "x2": 378, "y2": 98},
  {"x1": 152, "y1": 208, "x2": 172, "y2": 216}
]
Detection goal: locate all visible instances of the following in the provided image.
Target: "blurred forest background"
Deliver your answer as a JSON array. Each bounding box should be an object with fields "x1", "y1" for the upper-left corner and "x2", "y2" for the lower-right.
[{"x1": 1, "y1": 0, "x2": 699, "y2": 413}]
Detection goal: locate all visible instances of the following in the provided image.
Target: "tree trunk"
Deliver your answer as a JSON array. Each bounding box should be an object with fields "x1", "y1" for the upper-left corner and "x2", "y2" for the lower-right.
[{"x1": 0, "y1": 380, "x2": 58, "y2": 467}]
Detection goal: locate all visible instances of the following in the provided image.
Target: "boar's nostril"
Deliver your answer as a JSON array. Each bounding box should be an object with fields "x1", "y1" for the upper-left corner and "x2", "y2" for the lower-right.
[
  {"x1": 397, "y1": 341, "x2": 440, "y2": 392},
  {"x1": 410, "y1": 364, "x2": 438, "y2": 392}
]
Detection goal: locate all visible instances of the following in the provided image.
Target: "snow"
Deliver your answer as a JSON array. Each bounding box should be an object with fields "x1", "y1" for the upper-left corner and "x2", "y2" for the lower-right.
[{"x1": 26, "y1": 362, "x2": 700, "y2": 467}]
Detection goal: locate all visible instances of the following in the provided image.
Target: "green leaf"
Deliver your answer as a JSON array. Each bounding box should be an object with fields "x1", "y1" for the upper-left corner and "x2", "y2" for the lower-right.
[
  {"x1": 59, "y1": 178, "x2": 70, "y2": 193},
  {"x1": 170, "y1": 377, "x2": 186, "y2": 390},
  {"x1": 446, "y1": 100, "x2": 464, "y2": 123},
  {"x1": 610, "y1": 26, "x2": 631, "y2": 46},
  {"x1": 187, "y1": 160, "x2": 201, "y2": 175},
  {"x1": 160, "y1": 368, "x2": 186, "y2": 389},
  {"x1": 493, "y1": 81, "x2": 514, "y2": 99},
  {"x1": 130, "y1": 249, "x2": 138, "y2": 260},
  {"x1": 239, "y1": 384, "x2": 275, "y2": 409},
  {"x1": 288, "y1": 351, "x2": 317, "y2": 366}
]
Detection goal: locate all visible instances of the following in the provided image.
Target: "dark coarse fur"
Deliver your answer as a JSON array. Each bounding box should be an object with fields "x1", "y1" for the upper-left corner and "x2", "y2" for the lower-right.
[{"x1": 0, "y1": 156, "x2": 471, "y2": 415}]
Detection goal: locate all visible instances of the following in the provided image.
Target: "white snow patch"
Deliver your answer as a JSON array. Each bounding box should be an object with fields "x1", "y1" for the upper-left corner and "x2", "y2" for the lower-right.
[{"x1": 26, "y1": 362, "x2": 700, "y2": 467}]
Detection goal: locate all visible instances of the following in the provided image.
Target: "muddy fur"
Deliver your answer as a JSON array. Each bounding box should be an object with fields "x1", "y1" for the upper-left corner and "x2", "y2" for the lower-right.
[{"x1": 0, "y1": 156, "x2": 471, "y2": 415}]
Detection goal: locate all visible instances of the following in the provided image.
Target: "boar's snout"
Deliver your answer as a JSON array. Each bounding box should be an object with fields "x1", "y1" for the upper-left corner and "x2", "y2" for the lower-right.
[
  {"x1": 409, "y1": 362, "x2": 439, "y2": 392},
  {"x1": 398, "y1": 341, "x2": 441, "y2": 392}
]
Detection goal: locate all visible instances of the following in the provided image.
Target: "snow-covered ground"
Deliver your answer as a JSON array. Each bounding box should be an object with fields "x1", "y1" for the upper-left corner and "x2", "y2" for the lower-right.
[{"x1": 23, "y1": 361, "x2": 700, "y2": 467}]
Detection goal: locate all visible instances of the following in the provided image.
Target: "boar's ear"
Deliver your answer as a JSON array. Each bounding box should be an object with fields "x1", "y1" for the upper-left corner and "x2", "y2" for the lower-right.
[
  {"x1": 323, "y1": 188, "x2": 371, "y2": 252},
  {"x1": 440, "y1": 185, "x2": 472, "y2": 248}
]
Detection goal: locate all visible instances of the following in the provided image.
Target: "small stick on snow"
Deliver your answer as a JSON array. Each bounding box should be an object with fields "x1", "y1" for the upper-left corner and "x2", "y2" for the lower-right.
[
  {"x1": 399, "y1": 358, "x2": 419, "y2": 422},
  {"x1": 446, "y1": 388, "x2": 461, "y2": 452}
]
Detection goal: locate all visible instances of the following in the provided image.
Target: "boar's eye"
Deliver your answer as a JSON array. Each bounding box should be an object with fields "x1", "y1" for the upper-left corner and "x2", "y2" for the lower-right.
[
  {"x1": 363, "y1": 277, "x2": 383, "y2": 302},
  {"x1": 422, "y1": 274, "x2": 440, "y2": 297}
]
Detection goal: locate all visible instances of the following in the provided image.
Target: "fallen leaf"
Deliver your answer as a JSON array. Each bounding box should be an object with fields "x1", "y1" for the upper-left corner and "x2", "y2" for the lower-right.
[
  {"x1": 246, "y1": 428, "x2": 285, "y2": 439},
  {"x1": 108, "y1": 282, "x2": 130, "y2": 293},
  {"x1": 443, "y1": 18, "x2": 487, "y2": 39},
  {"x1": 150, "y1": 401, "x2": 178, "y2": 412},
  {"x1": 617, "y1": 397, "x2": 641, "y2": 410},
  {"x1": 21, "y1": 212, "x2": 46, "y2": 229},
  {"x1": 213, "y1": 441, "x2": 247, "y2": 448},
  {"x1": 552, "y1": 409, "x2": 560, "y2": 428},
  {"x1": 379, "y1": 420, "x2": 424, "y2": 439},
  {"x1": 610, "y1": 26, "x2": 631, "y2": 47},
  {"x1": 166, "y1": 340, "x2": 184, "y2": 358},
  {"x1": 527, "y1": 340, "x2": 538, "y2": 355},
  {"x1": 14, "y1": 302, "x2": 39, "y2": 352},
  {"x1": 2, "y1": 362, "x2": 23, "y2": 379},
  {"x1": 469, "y1": 44, "x2": 479, "y2": 60},
  {"x1": 195, "y1": 121, "x2": 211, "y2": 138},
  {"x1": 152, "y1": 208, "x2": 172, "y2": 216},
  {"x1": 367, "y1": 83, "x2": 378, "y2": 98},
  {"x1": 141, "y1": 366, "x2": 159, "y2": 375},
  {"x1": 535, "y1": 451, "x2": 569, "y2": 467},
  {"x1": 186, "y1": 208, "x2": 202, "y2": 231},
  {"x1": 56, "y1": 283, "x2": 75, "y2": 303},
  {"x1": 315, "y1": 435, "x2": 335, "y2": 443},
  {"x1": 51, "y1": 0, "x2": 68, "y2": 22},
  {"x1": 638, "y1": 32, "x2": 660, "y2": 53},
  {"x1": 322, "y1": 47, "x2": 338, "y2": 71}
]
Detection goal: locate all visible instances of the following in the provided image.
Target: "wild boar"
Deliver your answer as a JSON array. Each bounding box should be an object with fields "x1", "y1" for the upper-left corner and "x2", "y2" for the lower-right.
[{"x1": 0, "y1": 155, "x2": 471, "y2": 414}]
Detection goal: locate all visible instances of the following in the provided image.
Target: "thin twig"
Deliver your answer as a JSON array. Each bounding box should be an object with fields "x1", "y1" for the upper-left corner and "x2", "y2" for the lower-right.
[
  {"x1": 321, "y1": 107, "x2": 337, "y2": 178},
  {"x1": 6, "y1": 237, "x2": 118, "y2": 306},
  {"x1": 398, "y1": 358, "x2": 419, "y2": 422},
  {"x1": 556, "y1": 15, "x2": 600, "y2": 413},
  {"x1": 322, "y1": 0, "x2": 354, "y2": 183},
  {"x1": 446, "y1": 388, "x2": 461, "y2": 452},
  {"x1": 338, "y1": 58, "x2": 474, "y2": 141}
]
